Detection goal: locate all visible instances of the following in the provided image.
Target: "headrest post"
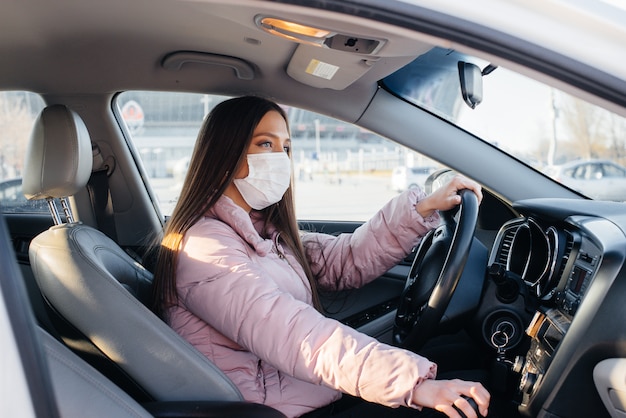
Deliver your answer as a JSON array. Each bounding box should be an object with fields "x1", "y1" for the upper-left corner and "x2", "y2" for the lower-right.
[
  {"x1": 60, "y1": 197, "x2": 75, "y2": 224},
  {"x1": 46, "y1": 198, "x2": 63, "y2": 225}
]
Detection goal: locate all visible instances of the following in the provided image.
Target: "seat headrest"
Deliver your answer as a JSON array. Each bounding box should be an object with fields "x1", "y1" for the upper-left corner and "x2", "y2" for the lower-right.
[{"x1": 22, "y1": 105, "x2": 92, "y2": 200}]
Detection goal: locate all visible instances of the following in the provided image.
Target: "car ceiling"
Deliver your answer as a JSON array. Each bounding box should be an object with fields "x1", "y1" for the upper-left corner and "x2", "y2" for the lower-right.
[
  {"x1": 1, "y1": 0, "x2": 623, "y2": 207},
  {"x1": 3, "y1": 0, "x2": 625, "y2": 116},
  {"x1": 0, "y1": 0, "x2": 441, "y2": 122}
]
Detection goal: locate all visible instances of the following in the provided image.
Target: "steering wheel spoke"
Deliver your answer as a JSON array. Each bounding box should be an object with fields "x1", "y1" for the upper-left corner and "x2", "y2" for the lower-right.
[{"x1": 393, "y1": 189, "x2": 479, "y2": 351}]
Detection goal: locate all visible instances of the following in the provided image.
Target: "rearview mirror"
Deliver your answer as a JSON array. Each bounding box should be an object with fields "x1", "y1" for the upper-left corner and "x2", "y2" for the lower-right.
[{"x1": 458, "y1": 61, "x2": 483, "y2": 109}]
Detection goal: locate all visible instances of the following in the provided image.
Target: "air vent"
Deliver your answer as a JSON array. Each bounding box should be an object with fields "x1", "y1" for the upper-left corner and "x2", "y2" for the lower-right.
[
  {"x1": 555, "y1": 231, "x2": 575, "y2": 282},
  {"x1": 498, "y1": 227, "x2": 518, "y2": 266}
]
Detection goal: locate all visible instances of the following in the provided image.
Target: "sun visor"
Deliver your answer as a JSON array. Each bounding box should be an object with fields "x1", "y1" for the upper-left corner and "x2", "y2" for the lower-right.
[{"x1": 286, "y1": 44, "x2": 379, "y2": 90}]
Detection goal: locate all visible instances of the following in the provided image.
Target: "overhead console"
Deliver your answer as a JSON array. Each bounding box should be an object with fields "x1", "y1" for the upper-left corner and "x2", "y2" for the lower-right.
[{"x1": 252, "y1": 14, "x2": 431, "y2": 90}]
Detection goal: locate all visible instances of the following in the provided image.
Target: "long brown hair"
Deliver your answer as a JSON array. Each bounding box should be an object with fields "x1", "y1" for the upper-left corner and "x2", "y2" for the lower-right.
[{"x1": 151, "y1": 96, "x2": 321, "y2": 317}]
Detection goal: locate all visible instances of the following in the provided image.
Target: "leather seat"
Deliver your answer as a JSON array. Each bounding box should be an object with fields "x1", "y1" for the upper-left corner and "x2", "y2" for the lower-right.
[
  {"x1": 22, "y1": 105, "x2": 249, "y2": 405},
  {"x1": 41, "y1": 326, "x2": 286, "y2": 418},
  {"x1": 40, "y1": 327, "x2": 154, "y2": 418}
]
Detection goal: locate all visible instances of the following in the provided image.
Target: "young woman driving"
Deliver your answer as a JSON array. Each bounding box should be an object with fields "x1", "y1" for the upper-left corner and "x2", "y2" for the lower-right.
[{"x1": 152, "y1": 96, "x2": 490, "y2": 418}]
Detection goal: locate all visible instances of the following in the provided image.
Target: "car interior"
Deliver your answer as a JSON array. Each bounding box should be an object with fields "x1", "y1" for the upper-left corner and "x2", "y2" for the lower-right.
[
  {"x1": 0, "y1": 211, "x2": 285, "y2": 418},
  {"x1": 2, "y1": 0, "x2": 626, "y2": 417}
]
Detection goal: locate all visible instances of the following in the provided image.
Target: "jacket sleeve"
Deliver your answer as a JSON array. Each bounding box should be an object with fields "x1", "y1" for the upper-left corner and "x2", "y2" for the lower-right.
[
  {"x1": 302, "y1": 188, "x2": 440, "y2": 291},
  {"x1": 177, "y1": 221, "x2": 437, "y2": 409}
]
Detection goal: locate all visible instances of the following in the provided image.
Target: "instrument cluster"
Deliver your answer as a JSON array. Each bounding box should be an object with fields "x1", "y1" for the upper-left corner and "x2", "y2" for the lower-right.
[{"x1": 489, "y1": 217, "x2": 601, "y2": 316}]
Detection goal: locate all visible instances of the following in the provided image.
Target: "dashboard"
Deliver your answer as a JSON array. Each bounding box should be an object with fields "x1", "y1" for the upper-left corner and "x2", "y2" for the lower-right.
[
  {"x1": 485, "y1": 198, "x2": 626, "y2": 417},
  {"x1": 491, "y1": 216, "x2": 601, "y2": 317}
]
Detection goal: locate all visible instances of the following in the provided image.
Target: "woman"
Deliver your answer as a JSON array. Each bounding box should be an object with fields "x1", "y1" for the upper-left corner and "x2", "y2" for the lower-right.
[{"x1": 152, "y1": 96, "x2": 489, "y2": 418}]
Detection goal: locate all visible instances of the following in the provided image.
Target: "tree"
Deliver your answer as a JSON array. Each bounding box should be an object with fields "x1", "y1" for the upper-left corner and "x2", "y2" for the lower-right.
[
  {"x1": 607, "y1": 113, "x2": 626, "y2": 166},
  {"x1": 558, "y1": 96, "x2": 611, "y2": 160}
]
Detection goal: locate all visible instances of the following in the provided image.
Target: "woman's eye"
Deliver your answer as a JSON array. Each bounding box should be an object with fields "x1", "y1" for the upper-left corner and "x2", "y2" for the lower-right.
[{"x1": 283, "y1": 146, "x2": 290, "y2": 153}]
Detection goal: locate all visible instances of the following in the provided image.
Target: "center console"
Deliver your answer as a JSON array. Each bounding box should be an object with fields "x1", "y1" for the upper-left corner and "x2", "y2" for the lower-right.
[{"x1": 512, "y1": 235, "x2": 601, "y2": 405}]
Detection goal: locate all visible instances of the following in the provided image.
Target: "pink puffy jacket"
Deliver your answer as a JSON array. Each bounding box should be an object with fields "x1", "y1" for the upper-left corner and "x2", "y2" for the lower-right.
[{"x1": 167, "y1": 189, "x2": 440, "y2": 417}]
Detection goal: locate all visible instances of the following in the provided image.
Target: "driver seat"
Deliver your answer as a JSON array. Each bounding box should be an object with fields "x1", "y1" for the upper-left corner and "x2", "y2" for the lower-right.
[{"x1": 23, "y1": 105, "x2": 244, "y2": 404}]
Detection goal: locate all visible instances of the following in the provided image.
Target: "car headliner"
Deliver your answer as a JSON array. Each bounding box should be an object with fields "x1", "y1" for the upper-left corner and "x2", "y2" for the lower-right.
[
  {"x1": 0, "y1": 0, "x2": 624, "y2": 208},
  {"x1": 1, "y1": 0, "x2": 431, "y2": 122},
  {"x1": 1, "y1": 0, "x2": 625, "y2": 112}
]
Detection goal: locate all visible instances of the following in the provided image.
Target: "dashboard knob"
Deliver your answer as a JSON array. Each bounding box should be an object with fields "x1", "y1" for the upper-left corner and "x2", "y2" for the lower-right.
[
  {"x1": 570, "y1": 299, "x2": 580, "y2": 314},
  {"x1": 512, "y1": 355, "x2": 525, "y2": 374},
  {"x1": 520, "y1": 371, "x2": 538, "y2": 394}
]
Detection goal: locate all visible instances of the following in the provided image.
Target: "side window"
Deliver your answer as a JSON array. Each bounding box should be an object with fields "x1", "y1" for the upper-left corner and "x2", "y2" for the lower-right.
[
  {"x1": 118, "y1": 92, "x2": 439, "y2": 221},
  {"x1": 603, "y1": 163, "x2": 626, "y2": 178},
  {"x1": 0, "y1": 92, "x2": 47, "y2": 214}
]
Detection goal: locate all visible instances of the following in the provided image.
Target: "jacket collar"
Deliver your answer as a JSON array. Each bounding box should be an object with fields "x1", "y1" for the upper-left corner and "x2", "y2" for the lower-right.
[{"x1": 207, "y1": 195, "x2": 275, "y2": 256}]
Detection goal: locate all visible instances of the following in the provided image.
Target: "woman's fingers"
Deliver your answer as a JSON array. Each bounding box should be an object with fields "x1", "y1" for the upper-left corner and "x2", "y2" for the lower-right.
[
  {"x1": 447, "y1": 175, "x2": 483, "y2": 203},
  {"x1": 413, "y1": 379, "x2": 490, "y2": 418},
  {"x1": 467, "y1": 385, "x2": 490, "y2": 417},
  {"x1": 415, "y1": 174, "x2": 483, "y2": 217}
]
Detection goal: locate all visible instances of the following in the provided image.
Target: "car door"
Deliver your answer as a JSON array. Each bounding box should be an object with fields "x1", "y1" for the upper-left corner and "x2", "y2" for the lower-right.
[
  {"x1": 299, "y1": 219, "x2": 411, "y2": 341},
  {"x1": 0, "y1": 209, "x2": 58, "y2": 418},
  {"x1": 599, "y1": 162, "x2": 626, "y2": 201}
]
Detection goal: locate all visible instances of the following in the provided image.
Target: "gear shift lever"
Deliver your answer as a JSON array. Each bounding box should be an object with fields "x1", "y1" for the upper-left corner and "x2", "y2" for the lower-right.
[{"x1": 453, "y1": 395, "x2": 483, "y2": 418}]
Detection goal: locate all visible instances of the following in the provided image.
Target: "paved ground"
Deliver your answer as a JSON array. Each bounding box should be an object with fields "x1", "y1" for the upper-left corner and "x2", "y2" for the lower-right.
[
  {"x1": 150, "y1": 172, "x2": 401, "y2": 221},
  {"x1": 294, "y1": 173, "x2": 399, "y2": 220}
]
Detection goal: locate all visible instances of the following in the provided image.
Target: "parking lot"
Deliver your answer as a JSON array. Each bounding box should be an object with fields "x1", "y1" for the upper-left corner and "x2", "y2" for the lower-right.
[{"x1": 151, "y1": 172, "x2": 399, "y2": 221}]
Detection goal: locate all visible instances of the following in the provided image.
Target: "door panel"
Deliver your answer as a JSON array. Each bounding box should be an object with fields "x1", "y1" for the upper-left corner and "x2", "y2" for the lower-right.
[
  {"x1": 300, "y1": 220, "x2": 411, "y2": 341},
  {"x1": 4, "y1": 213, "x2": 54, "y2": 263}
]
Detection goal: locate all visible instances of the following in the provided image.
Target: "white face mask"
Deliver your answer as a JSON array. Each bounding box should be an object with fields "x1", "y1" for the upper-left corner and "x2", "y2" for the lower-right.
[{"x1": 233, "y1": 152, "x2": 291, "y2": 210}]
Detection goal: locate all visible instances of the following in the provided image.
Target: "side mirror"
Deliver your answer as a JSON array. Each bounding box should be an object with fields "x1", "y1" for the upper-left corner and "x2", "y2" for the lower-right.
[{"x1": 458, "y1": 61, "x2": 483, "y2": 109}]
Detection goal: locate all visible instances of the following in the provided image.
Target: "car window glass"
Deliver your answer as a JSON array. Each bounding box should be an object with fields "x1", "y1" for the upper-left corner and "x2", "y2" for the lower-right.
[
  {"x1": 602, "y1": 163, "x2": 625, "y2": 178},
  {"x1": 0, "y1": 92, "x2": 48, "y2": 214},
  {"x1": 589, "y1": 164, "x2": 602, "y2": 179},
  {"x1": 117, "y1": 92, "x2": 441, "y2": 221}
]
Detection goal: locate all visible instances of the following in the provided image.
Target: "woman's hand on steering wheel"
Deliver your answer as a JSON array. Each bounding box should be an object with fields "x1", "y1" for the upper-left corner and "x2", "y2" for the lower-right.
[
  {"x1": 415, "y1": 175, "x2": 483, "y2": 218},
  {"x1": 394, "y1": 177, "x2": 482, "y2": 350}
]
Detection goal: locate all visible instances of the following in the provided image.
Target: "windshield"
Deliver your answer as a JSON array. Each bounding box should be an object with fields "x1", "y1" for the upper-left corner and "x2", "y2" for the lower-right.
[{"x1": 383, "y1": 47, "x2": 626, "y2": 202}]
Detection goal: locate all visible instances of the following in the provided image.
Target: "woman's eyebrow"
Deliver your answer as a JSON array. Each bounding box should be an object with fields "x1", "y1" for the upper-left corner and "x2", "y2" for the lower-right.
[{"x1": 253, "y1": 131, "x2": 291, "y2": 141}]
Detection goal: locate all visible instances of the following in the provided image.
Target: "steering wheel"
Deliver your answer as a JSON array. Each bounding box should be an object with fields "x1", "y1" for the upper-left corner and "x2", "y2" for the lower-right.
[{"x1": 393, "y1": 189, "x2": 479, "y2": 351}]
